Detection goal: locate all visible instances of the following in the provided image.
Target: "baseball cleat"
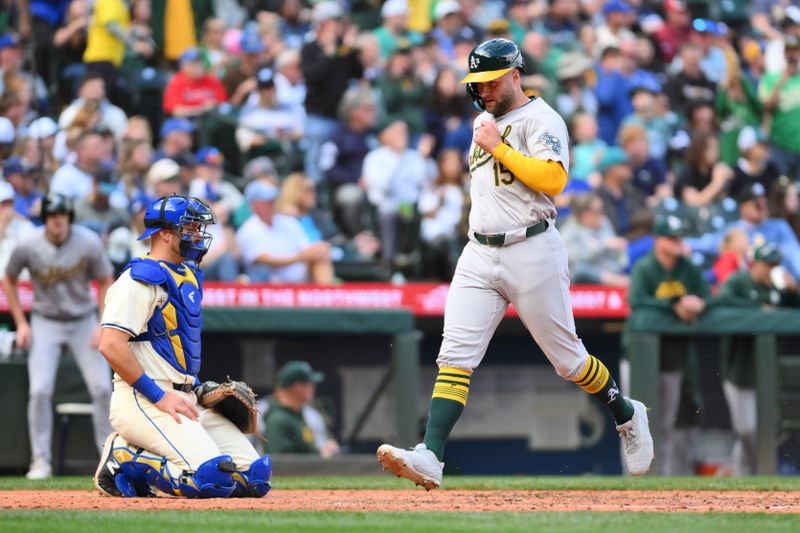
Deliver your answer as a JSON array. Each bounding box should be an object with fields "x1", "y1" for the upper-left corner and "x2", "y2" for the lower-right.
[
  {"x1": 616, "y1": 397, "x2": 654, "y2": 476},
  {"x1": 94, "y1": 433, "x2": 155, "y2": 497},
  {"x1": 25, "y1": 458, "x2": 52, "y2": 480},
  {"x1": 377, "y1": 443, "x2": 443, "y2": 491}
]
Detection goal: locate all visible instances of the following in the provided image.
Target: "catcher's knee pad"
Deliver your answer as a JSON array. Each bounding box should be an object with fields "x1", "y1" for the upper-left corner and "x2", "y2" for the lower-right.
[
  {"x1": 178, "y1": 455, "x2": 238, "y2": 498},
  {"x1": 232, "y1": 455, "x2": 272, "y2": 497}
]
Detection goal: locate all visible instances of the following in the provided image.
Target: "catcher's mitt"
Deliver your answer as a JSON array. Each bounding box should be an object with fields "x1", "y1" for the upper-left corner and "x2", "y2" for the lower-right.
[{"x1": 196, "y1": 378, "x2": 258, "y2": 434}]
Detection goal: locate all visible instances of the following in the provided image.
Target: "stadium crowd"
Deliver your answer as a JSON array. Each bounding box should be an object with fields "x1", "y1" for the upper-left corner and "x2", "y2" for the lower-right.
[{"x1": 0, "y1": 0, "x2": 798, "y2": 287}]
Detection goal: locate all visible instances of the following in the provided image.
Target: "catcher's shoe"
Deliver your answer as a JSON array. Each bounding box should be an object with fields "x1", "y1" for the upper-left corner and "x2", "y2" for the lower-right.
[
  {"x1": 377, "y1": 443, "x2": 443, "y2": 491},
  {"x1": 94, "y1": 433, "x2": 155, "y2": 497},
  {"x1": 616, "y1": 397, "x2": 654, "y2": 476}
]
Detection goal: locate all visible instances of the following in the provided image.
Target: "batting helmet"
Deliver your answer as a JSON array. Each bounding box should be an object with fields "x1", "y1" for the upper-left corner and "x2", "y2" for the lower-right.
[
  {"x1": 460, "y1": 38, "x2": 526, "y2": 111},
  {"x1": 138, "y1": 195, "x2": 217, "y2": 263},
  {"x1": 41, "y1": 192, "x2": 75, "y2": 223}
]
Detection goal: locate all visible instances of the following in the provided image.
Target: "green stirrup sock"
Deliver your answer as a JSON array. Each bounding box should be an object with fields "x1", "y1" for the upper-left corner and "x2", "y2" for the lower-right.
[
  {"x1": 575, "y1": 354, "x2": 634, "y2": 425},
  {"x1": 422, "y1": 367, "x2": 471, "y2": 461}
]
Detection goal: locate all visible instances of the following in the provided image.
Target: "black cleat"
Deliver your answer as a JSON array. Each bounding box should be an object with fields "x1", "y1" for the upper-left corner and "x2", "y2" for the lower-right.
[{"x1": 93, "y1": 433, "x2": 156, "y2": 497}]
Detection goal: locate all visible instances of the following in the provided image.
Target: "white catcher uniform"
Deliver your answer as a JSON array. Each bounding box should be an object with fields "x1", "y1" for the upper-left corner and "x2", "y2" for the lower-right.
[{"x1": 439, "y1": 97, "x2": 588, "y2": 380}]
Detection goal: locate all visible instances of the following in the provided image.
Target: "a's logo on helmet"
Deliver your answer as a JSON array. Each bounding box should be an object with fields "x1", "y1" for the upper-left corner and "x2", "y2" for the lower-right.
[{"x1": 470, "y1": 55, "x2": 480, "y2": 70}]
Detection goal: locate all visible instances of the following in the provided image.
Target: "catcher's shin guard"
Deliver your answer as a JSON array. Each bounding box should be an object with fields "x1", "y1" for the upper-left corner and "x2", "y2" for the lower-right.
[
  {"x1": 116, "y1": 446, "x2": 237, "y2": 498},
  {"x1": 232, "y1": 455, "x2": 272, "y2": 497}
]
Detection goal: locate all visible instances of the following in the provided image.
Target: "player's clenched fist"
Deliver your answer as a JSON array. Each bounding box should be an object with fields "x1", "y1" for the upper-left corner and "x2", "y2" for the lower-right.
[{"x1": 473, "y1": 119, "x2": 503, "y2": 153}]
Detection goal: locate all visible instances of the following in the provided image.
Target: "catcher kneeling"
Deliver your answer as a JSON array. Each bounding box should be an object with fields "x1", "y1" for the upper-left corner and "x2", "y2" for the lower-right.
[{"x1": 94, "y1": 195, "x2": 270, "y2": 498}]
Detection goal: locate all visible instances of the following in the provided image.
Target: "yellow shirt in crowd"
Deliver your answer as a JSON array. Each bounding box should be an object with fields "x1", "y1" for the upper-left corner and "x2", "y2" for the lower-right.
[{"x1": 83, "y1": 0, "x2": 131, "y2": 66}]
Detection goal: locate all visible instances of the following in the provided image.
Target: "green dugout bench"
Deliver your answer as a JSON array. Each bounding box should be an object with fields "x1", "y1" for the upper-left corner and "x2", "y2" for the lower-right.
[{"x1": 627, "y1": 307, "x2": 800, "y2": 475}]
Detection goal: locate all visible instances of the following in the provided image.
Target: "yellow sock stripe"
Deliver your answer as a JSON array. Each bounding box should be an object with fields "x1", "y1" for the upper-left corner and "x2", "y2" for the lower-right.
[
  {"x1": 432, "y1": 391, "x2": 468, "y2": 405},
  {"x1": 432, "y1": 383, "x2": 469, "y2": 405},
  {"x1": 582, "y1": 360, "x2": 610, "y2": 394},
  {"x1": 437, "y1": 375, "x2": 471, "y2": 385},
  {"x1": 438, "y1": 367, "x2": 471, "y2": 377},
  {"x1": 576, "y1": 355, "x2": 598, "y2": 386}
]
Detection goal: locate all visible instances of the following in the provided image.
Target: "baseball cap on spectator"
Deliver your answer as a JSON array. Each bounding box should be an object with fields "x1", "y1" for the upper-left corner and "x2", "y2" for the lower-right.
[
  {"x1": 786, "y1": 35, "x2": 800, "y2": 52},
  {"x1": 27, "y1": 117, "x2": 58, "y2": 139},
  {"x1": 240, "y1": 31, "x2": 264, "y2": 54},
  {"x1": 196, "y1": 146, "x2": 224, "y2": 167},
  {"x1": 172, "y1": 150, "x2": 197, "y2": 168},
  {"x1": 598, "y1": 147, "x2": 630, "y2": 172},
  {"x1": 146, "y1": 158, "x2": 181, "y2": 187},
  {"x1": 94, "y1": 161, "x2": 119, "y2": 196},
  {"x1": 178, "y1": 47, "x2": 202, "y2": 64},
  {"x1": 487, "y1": 19, "x2": 510, "y2": 36},
  {"x1": 453, "y1": 26, "x2": 477, "y2": 45},
  {"x1": 557, "y1": 52, "x2": 594, "y2": 80},
  {"x1": 311, "y1": 1, "x2": 344, "y2": 24},
  {"x1": 0, "y1": 117, "x2": 14, "y2": 145},
  {"x1": 754, "y1": 242, "x2": 783, "y2": 265},
  {"x1": 244, "y1": 179, "x2": 278, "y2": 202},
  {"x1": 381, "y1": 0, "x2": 408, "y2": 18},
  {"x1": 0, "y1": 33, "x2": 19, "y2": 50},
  {"x1": 243, "y1": 156, "x2": 278, "y2": 181},
  {"x1": 256, "y1": 67, "x2": 275, "y2": 88},
  {"x1": 737, "y1": 126, "x2": 768, "y2": 152},
  {"x1": 160, "y1": 117, "x2": 195, "y2": 138},
  {"x1": 738, "y1": 182, "x2": 767, "y2": 204},
  {"x1": 0, "y1": 181, "x2": 15, "y2": 203},
  {"x1": 130, "y1": 191, "x2": 154, "y2": 215},
  {"x1": 653, "y1": 215, "x2": 685, "y2": 238},
  {"x1": 434, "y1": 0, "x2": 461, "y2": 21},
  {"x1": 3, "y1": 157, "x2": 31, "y2": 177},
  {"x1": 277, "y1": 360, "x2": 325, "y2": 387},
  {"x1": 603, "y1": 0, "x2": 634, "y2": 15}
]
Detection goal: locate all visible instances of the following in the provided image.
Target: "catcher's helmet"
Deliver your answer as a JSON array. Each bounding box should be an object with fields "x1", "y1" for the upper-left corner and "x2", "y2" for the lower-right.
[
  {"x1": 460, "y1": 38, "x2": 526, "y2": 111},
  {"x1": 41, "y1": 192, "x2": 75, "y2": 222},
  {"x1": 138, "y1": 195, "x2": 217, "y2": 263}
]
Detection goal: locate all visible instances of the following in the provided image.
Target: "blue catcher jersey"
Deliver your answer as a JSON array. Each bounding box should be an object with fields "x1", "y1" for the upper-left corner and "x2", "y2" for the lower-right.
[{"x1": 126, "y1": 258, "x2": 204, "y2": 375}]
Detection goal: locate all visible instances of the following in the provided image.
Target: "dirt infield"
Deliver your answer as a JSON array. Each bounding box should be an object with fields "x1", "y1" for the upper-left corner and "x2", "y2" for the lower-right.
[{"x1": 1, "y1": 490, "x2": 799, "y2": 513}]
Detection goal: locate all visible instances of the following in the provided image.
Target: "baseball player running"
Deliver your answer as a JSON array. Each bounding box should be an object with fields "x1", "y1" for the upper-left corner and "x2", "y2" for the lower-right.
[
  {"x1": 92, "y1": 195, "x2": 271, "y2": 498},
  {"x1": 378, "y1": 39, "x2": 654, "y2": 488},
  {"x1": 2, "y1": 193, "x2": 114, "y2": 480}
]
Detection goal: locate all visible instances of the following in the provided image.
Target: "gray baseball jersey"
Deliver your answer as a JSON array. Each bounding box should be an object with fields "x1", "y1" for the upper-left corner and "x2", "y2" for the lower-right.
[
  {"x1": 5, "y1": 225, "x2": 113, "y2": 319},
  {"x1": 467, "y1": 97, "x2": 570, "y2": 234}
]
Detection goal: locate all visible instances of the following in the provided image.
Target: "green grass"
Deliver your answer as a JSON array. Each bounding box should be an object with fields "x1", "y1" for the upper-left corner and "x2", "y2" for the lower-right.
[
  {"x1": 0, "y1": 510, "x2": 797, "y2": 533},
  {"x1": 2, "y1": 475, "x2": 800, "y2": 492}
]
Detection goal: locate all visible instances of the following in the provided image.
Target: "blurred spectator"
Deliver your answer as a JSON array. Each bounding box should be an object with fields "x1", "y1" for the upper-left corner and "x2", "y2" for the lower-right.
[
  {"x1": 424, "y1": 66, "x2": 472, "y2": 155},
  {"x1": 363, "y1": 119, "x2": 429, "y2": 272},
  {"x1": 378, "y1": 42, "x2": 426, "y2": 138},
  {"x1": 277, "y1": 172, "x2": 326, "y2": 243},
  {"x1": 53, "y1": 0, "x2": 90, "y2": 104},
  {"x1": 535, "y1": 0, "x2": 580, "y2": 53},
  {"x1": 58, "y1": 74, "x2": 128, "y2": 140},
  {"x1": 712, "y1": 227, "x2": 749, "y2": 286},
  {"x1": 277, "y1": 0, "x2": 310, "y2": 50},
  {"x1": 117, "y1": 139, "x2": 152, "y2": 199},
  {"x1": 0, "y1": 33, "x2": 48, "y2": 109},
  {"x1": 561, "y1": 192, "x2": 629, "y2": 287},
  {"x1": 22, "y1": 117, "x2": 60, "y2": 179},
  {"x1": 757, "y1": 2, "x2": 800, "y2": 73},
  {"x1": 595, "y1": 146, "x2": 643, "y2": 235},
  {"x1": 263, "y1": 360, "x2": 338, "y2": 456},
  {"x1": 715, "y1": 242, "x2": 800, "y2": 475},
  {"x1": 319, "y1": 86, "x2": 376, "y2": 237},
  {"x1": 555, "y1": 51, "x2": 598, "y2": 122},
  {"x1": 675, "y1": 133, "x2": 733, "y2": 207},
  {"x1": 189, "y1": 146, "x2": 243, "y2": 222},
  {"x1": 162, "y1": 48, "x2": 228, "y2": 118},
  {"x1": 237, "y1": 67, "x2": 303, "y2": 162},
  {"x1": 570, "y1": 112, "x2": 606, "y2": 185},
  {"x1": 155, "y1": 117, "x2": 195, "y2": 161},
  {"x1": 82, "y1": 0, "x2": 131, "y2": 106},
  {"x1": 620, "y1": 86, "x2": 671, "y2": 161},
  {"x1": 74, "y1": 162, "x2": 130, "y2": 238},
  {"x1": 236, "y1": 180, "x2": 334, "y2": 283},
  {"x1": 0, "y1": 116, "x2": 14, "y2": 160},
  {"x1": 357, "y1": 31, "x2": 384, "y2": 83},
  {"x1": 144, "y1": 157, "x2": 182, "y2": 198},
  {"x1": 374, "y1": 0, "x2": 412, "y2": 59},
  {"x1": 430, "y1": 0, "x2": 464, "y2": 63},
  {"x1": 0, "y1": 181, "x2": 34, "y2": 279},
  {"x1": 626, "y1": 208, "x2": 654, "y2": 269},
  {"x1": 594, "y1": 0, "x2": 636, "y2": 58},
  {"x1": 628, "y1": 215, "x2": 709, "y2": 475},
  {"x1": 507, "y1": 0, "x2": 535, "y2": 45},
  {"x1": 301, "y1": 1, "x2": 364, "y2": 184},
  {"x1": 200, "y1": 17, "x2": 228, "y2": 74},
  {"x1": 3, "y1": 157, "x2": 43, "y2": 224},
  {"x1": 120, "y1": 115, "x2": 153, "y2": 146},
  {"x1": 618, "y1": 123, "x2": 670, "y2": 205},
  {"x1": 729, "y1": 126, "x2": 780, "y2": 202},
  {"x1": 653, "y1": 0, "x2": 691, "y2": 65},
  {"x1": 594, "y1": 46, "x2": 633, "y2": 145},
  {"x1": 715, "y1": 46, "x2": 763, "y2": 167},
  {"x1": 663, "y1": 43, "x2": 715, "y2": 120},
  {"x1": 223, "y1": 28, "x2": 266, "y2": 106},
  {"x1": 760, "y1": 35, "x2": 800, "y2": 178},
  {"x1": 50, "y1": 130, "x2": 110, "y2": 199},
  {"x1": 417, "y1": 148, "x2": 464, "y2": 281},
  {"x1": 274, "y1": 49, "x2": 306, "y2": 110},
  {"x1": 768, "y1": 175, "x2": 800, "y2": 239}
]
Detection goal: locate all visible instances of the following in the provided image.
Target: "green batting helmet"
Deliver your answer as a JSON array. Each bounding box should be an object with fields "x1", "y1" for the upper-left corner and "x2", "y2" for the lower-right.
[
  {"x1": 460, "y1": 38, "x2": 526, "y2": 110},
  {"x1": 41, "y1": 192, "x2": 75, "y2": 223}
]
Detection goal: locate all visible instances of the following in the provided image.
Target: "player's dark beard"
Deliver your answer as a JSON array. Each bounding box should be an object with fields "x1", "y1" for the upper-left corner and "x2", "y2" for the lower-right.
[{"x1": 491, "y1": 89, "x2": 516, "y2": 117}]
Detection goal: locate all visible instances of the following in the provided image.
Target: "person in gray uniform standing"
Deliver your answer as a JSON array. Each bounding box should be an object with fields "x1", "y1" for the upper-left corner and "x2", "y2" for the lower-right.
[{"x1": 2, "y1": 193, "x2": 115, "y2": 480}]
